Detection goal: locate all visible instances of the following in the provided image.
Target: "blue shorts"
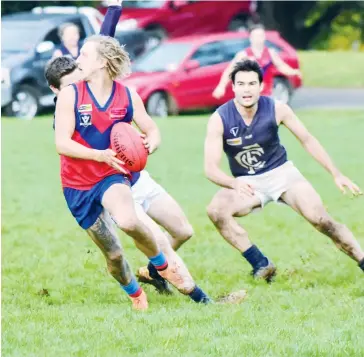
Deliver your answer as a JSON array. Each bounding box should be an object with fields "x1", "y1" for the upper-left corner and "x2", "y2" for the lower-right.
[{"x1": 63, "y1": 174, "x2": 130, "y2": 230}]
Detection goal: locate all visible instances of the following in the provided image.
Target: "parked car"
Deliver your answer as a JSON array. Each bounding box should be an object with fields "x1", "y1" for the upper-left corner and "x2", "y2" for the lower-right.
[
  {"x1": 122, "y1": 31, "x2": 302, "y2": 117},
  {"x1": 99, "y1": 0, "x2": 258, "y2": 47},
  {"x1": 1, "y1": 8, "x2": 148, "y2": 120}
]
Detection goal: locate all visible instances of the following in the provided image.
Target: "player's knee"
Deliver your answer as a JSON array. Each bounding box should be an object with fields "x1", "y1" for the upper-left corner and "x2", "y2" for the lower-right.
[
  {"x1": 175, "y1": 223, "x2": 194, "y2": 243},
  {"x1": 114, "y1": 216, "x2": 139, "y2": 234},
  {"x1": 206, "y1": 203, "x2": 226, "y2": 225}
]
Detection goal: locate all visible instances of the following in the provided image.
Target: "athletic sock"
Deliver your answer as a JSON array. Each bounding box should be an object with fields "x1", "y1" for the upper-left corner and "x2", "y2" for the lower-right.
[
  {"x1": 147, "y1": 262, "x2": 164, "y2": 280},
  {"x1": 359, "y1": 258, "x2": 364, "y2": 272},
  {"x1": 149, "y1": 251, "x2": 168, "y2": 271},
  {"x1": 188, "y1": 285, "x2": 211, "y2": 304},
  {"x1": 120, "y1": 277, "x2": 142, "y2": 298},
  {"x1": 242, "y1": 245, "x2": 269, "y2": 272}
]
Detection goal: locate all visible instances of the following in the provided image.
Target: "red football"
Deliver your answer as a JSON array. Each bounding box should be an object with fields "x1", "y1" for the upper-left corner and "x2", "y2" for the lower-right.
[{"x1": 110, "y1": 122, "x2": 148, "y2": 172}]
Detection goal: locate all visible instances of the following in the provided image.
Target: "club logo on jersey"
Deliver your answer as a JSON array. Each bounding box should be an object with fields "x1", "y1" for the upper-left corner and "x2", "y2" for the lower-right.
[
  {"x1": 110, "y1": 108, "x2": 127, "y2": 120},
  {"x1": 230, "y1": 127, "x2": 239, "y2": 137},
  {"x1": 80, "y1": 113, "x2": 92, "y2": 127},
  {"x1": 234, "y1": 143, "x2": 266, "y2": 175},
  {"x1": 78, "y1": 104, "x2": 92, "y2": 112},
  {"x1": 226, "y1": 137, "x2": 242, "y2": 146}
]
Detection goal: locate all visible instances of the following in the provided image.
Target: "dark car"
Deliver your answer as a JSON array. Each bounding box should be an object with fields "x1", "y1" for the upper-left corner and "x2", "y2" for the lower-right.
[{"x1": 1, "y1": 10, "x2": 148, "y2": 120}]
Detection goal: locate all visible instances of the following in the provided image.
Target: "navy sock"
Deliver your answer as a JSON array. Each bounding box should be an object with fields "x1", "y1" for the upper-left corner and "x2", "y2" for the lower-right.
[
  {"x1": 149, "y1": 251, "x2": 168, "y2": 271},
  {"x1": 148, "y1": 262, "x2": 163, "y2": 280},
  {"x1": 242, "y1": 245, "x2": 268, "y2": 271},
  {"x1": 120, "y1": 277, "x2": 142, "y2": 298},
  {"x1": 188, "y1": 286, "x2": 211, "y2": 304},
  {"x1": 359, "y1": 258, "x2": 364, "y2": 272}
]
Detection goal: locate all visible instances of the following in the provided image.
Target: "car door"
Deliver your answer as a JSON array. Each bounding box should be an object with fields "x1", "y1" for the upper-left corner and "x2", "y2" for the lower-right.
[
  {"x1": 174, "y1": 41, "x2": 227, "y2": 108},
  {"x1": 164, "y1": 1, "x2": 219, "y2": 37}
]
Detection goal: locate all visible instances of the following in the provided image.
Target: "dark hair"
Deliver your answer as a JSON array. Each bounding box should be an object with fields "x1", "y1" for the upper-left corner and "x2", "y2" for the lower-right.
[
  {"x1": 249, "y1": 23, "x2": 265, "y2": 33},
  {"x1": 230, "y1": 60, "x2": 263, "y2": 84},
  {"x1": 44, "y1": 56, "x2": 77, "y2": 89}
]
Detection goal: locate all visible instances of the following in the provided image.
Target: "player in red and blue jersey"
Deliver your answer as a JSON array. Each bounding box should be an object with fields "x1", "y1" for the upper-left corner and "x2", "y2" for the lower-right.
[
  {"x1": 54, "y1": 33, "x2": 228, "y2": 310},
  {"x1": 213, "y1": 24, "x2": 301, "y2": 99},
  {"x1": 55, "y1": 34, "x2": 181, "y2": 310}
]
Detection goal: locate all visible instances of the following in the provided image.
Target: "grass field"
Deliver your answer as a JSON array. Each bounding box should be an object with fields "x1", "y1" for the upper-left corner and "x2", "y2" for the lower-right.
[
  {"x1": 2, "y1": 110, "x2": 364, "y2": 357},
  {"x1": 298, "y1": 51, "x2": 364, "y2": 88}
]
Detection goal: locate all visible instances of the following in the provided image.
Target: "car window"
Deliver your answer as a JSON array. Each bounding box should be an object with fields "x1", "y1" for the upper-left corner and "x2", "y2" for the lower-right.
[
  {"x1": 222, "y1": 38, "x2": 250, "y2": 61},
  {"x1": 191, "y1": 41, "x2": 225, "y2": 67},
  {"x1": 44, "y1": 28, "x2": 61, "y2": 45}
]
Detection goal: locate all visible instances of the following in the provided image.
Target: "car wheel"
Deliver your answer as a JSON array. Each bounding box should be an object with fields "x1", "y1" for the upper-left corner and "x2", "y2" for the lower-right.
[
  {"x1": 145, "y1": 26, "x2": 167, "y2": 49},
  {"x1": 147, "y1": 92, "x2": 169, "y2": 118},
  {"x1": 6, "y1": 84, "x2": 40, "y2": 120},
  {"x1": 272, "y1": 78, "x2": 292, "y2": 105},
  {"x1": 228, "y1": 15, "x2": 251, "y2": 32}
]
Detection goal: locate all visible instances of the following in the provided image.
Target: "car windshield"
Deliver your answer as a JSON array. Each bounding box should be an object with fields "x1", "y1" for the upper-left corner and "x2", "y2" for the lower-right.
[
  {"x1": 2, "y1": 21, "x2": 44, "y2": 52},
  {"x1": 123, "y1": 0, "x2": 165, "y2": 8},
  {"x1": 132, "y1": 42, "x2": 192, "y2": 73}
]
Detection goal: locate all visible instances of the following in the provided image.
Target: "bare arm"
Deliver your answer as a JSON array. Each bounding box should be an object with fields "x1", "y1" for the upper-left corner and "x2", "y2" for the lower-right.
[
  {"x1": 55, "y1": 86, "x2": 98, "y2": 160},
  {"x1": 216, "y1": 50, "x2": 246, "y2": 90},
  {"x1": 269, "y1": 49, "x2": 300, "y2": 77},
  {"x1": 204, "y1": 112, "x2": 235, "y2": 188},
  {"x1": 129, "y1": 88, "x2": 161, "y2": 154},
  {"x1": 277, "y1": 101, "x2": 340, "y2": 176},
  {"x1": 55, "y1": 86, "x2": 125, "y2": 171},
  {"x1": 277, "y1": 101, "x2": 361, "y2": 194}
]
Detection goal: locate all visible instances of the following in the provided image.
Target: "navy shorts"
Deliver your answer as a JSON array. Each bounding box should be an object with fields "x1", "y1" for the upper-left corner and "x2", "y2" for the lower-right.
[{"x1": 63, "y1": 174, "x2": 130, "y2": 230}]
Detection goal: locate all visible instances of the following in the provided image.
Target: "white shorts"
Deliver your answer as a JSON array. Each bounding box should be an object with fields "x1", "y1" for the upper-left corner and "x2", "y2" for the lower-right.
[
  {"x1": 131, "y1": 170, "x2": 167, "y2": 212},
  {"x1": 238, "y1": 161, "x2": 306, "y2": 207}
]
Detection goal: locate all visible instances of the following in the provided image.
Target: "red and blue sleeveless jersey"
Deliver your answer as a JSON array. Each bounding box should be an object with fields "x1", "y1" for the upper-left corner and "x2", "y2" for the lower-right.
[
  {"x1": 245, "y1": 46, "x2": 273, "y2": 95},
  {"x1": 60, "y1": 80, "x2": 133, "y2": 190}
]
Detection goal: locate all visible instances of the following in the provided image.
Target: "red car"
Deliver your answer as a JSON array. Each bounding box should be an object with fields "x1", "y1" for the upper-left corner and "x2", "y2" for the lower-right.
[
  {"x1": 122, "y1": 31, "x2": 302, "y2": 117},
  {"x1": 99, "y1": 0, "x2": 258, "y2": 45}
]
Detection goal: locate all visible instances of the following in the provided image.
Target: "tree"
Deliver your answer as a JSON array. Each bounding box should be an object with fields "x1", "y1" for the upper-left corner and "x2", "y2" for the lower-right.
[{"x1": 259, "y1": 0, "x2": 364, "y2": 49}]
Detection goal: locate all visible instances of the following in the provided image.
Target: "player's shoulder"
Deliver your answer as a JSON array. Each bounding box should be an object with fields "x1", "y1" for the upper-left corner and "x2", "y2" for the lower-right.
[
  {"x1": 58, "y1": 83, "x2": 76, "y2": 98},
  {"x1": 217, "y1": 99, "x2": 233, "y2": 112},
  {"x1": 273, "y1": 99, "x2": 294, "y2": 123},
  {"x1": 274, "y1": 99, "x2": 291, "y2": 113}
]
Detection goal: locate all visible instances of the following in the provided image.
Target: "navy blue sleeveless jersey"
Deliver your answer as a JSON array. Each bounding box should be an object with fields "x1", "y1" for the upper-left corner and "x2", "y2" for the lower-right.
[{"x1": 217, "y1": 96, "x2": 287, "y2": 176}]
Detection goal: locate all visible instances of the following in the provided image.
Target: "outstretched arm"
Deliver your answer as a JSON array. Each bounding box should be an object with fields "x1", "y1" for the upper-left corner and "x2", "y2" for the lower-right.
[
  {"x1": 100, "y1": 0, "x2": 123, "y2": 37},
  {"x1": 277, "y1": 101, "x2": 361, "y2": 195},
  {"x1": 269, "y1": 49, "x2": 301, "y2": 77},
  {"x1": 213, "y1": 50, "x2": 246, "y2": 99}
]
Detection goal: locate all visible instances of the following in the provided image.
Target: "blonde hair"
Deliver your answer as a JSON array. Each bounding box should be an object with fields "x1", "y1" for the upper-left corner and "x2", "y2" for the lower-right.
[{"x1": 85, "y1": 35, "x2": 131, "y2": 80}]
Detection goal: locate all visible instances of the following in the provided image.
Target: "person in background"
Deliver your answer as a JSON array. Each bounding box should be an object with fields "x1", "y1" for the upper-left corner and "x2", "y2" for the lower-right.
[{"x1": 213, "y1": 24, "x2": 301, "y2": 99}]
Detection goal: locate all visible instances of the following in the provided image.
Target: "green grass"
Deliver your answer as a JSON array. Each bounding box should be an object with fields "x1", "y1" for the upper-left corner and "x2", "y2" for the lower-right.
[
  {"x1": 2, "y1": 110, "x2": 364, "y2": 357},
  {"x1": 298, "y1": 51, "x2": 364, "y2": 88}
]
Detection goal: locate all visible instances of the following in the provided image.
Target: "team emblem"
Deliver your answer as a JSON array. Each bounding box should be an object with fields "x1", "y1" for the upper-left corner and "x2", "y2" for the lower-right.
[
  {"x1": 230, "y1": 127, "x2": 239, "y2": 137},
  {"x1": 80, "y1": 113, "x2": 92, "y2": 127},
  {"x1": 235, "y1": 143, "x2": 266, "y2": 174}
]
